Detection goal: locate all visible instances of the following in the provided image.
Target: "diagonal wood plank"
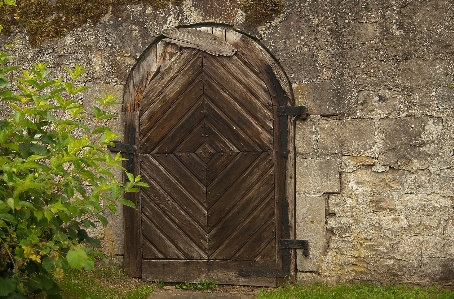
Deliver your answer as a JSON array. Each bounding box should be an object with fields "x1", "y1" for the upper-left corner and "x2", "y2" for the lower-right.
[
  {"x1": 204, "y1": 117, "x2": 240, "y2": 154},
  {"x1": 208, "y1": 164, "x2": 275, "y2": 243},
  {"x1": 149, "y1": 97, "x2": 205, "y2": 154},
  {"x1": 204, "y1": 77, "x2": 273, "y2": 150},
  {"x1": 140, "y1": 49, "x2": 200, "y2": 109},
  {"x1": 140, "y1": 76, "x2": 204, "y2": 151},
  {"x1": 175, "y1": 153, "x2": 207, "y2": 186},
  {"x1": 209, "y1": 190, "x2": 275, "y2": 259},
  {"x1": 174, "y1": 119, "x2": 206, "y2": 154},
  {"x1": 231, "y1": 220, "x2": 276, "y2": 261},
  {"x1": 206, "y1": 152, "x2": 258, "y2": 207},
  {"x1": 141, "y1": 173, "x2": 207, "y2": 251},
  {"x1": 204, "y1": 54, "x2": 272, "y2": 118},
  {"x1": 141, "y1": 212, "x2": 185, "y2": 259},
  {"x1": 152, "y1": 154, "x2": 206, "y2": 207},
  {"x1": 142, "y1": 202, "x2": 208, "y2": 259},
  {"x1": 141, "y1": 155, "x2": 206, "y2": 227},
  {"x1": 204, "y1": 97, "x2": 263, "y2": 152}
]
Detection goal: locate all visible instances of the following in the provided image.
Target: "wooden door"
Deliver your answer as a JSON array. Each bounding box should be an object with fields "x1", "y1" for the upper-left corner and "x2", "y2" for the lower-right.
[{"x1": 122, "y1": 27, "x2": 295, "y2": 286}]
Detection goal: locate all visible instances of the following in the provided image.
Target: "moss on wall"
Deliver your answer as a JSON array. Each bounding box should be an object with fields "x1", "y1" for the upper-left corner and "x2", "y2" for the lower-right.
[
  {"x1": 240, "y1": 0, "x2": 284, "y2": 26},
  {"x1": 0, "y1": 0, "x2": 183, "y2": 46}
]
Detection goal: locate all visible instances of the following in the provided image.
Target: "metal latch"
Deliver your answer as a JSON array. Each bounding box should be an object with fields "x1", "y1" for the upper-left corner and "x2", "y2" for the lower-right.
[
  {"x1": 279, "y1": 239, "x2": 309, "y2": 257},
  {"x1": 278, "y1": 105, "x2": 307, "y2": 158},
  {"x1": 108, "y1": 141, "x2": 136, "y2": 154},
  {"x1": 108, "y1": 140, "x2": 136, "y2": 171}
]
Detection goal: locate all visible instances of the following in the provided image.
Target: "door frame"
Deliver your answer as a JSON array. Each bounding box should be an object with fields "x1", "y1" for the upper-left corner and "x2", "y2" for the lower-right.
[{"x1": 120, "y1": 24, "x2": 297, "y2": 284}]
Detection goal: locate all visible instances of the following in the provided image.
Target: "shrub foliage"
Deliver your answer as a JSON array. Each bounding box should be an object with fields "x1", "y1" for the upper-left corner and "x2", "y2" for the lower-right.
[{"x1": 0, "y1": 52, "x2": 146, "y2": 298}]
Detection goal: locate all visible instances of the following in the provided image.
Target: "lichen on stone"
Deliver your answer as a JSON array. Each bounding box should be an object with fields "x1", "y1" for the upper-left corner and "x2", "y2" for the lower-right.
[
  {"x1": 239, "y1": 0, "x2": 284, "y2": 26},
  {"x1": 0, "y1": 0, "x2": 183, "y2": 46}
]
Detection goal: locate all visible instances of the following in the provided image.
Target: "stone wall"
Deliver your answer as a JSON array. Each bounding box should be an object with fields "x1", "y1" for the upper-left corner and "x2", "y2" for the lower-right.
[{"x1": 1, "y1": 0, "x2": 453, "y2": 285}]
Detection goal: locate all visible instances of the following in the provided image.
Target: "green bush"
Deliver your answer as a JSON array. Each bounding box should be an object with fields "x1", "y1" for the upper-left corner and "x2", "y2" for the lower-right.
[{"x1": 0, "y1": 52, "x2": 147, "y2": 298}]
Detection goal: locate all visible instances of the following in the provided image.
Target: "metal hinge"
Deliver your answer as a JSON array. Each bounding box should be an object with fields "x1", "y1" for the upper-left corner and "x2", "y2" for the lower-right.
[
  {"x1": 280, "y1": 239, "x2": 310, "y2": 257},
  {"x1": 277, "y1": 106, "x2": 307, "y2": 118},
  {"x1": 278, "y1": 106, "x2": 307, "y2": 158}
]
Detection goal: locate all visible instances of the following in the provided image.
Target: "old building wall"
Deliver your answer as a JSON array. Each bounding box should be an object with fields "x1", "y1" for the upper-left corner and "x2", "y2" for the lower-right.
[{"x1": 1, "y1": 0, "x2": 453, "y2": 285}]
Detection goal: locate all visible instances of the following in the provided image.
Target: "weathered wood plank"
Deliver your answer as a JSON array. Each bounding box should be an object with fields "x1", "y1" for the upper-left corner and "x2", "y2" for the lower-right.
[
  {"x1": 207, "y1": 54, "x2": 271, "y2": 107},
  {"x1": 210, "y1": 192, "x2": 275, "y2": 260},
  {"x1": 141, "y1": 92, "x2": 204, "y2": 154},
  {"x1": 208, "y1": 156, "x2": 275, "y2": 257},
  {"x1": 153, "y1": 154, "x2": 206, "y2": 207},
  {"x1": 204, "y1": 78, "x2": 273, "y2": 150},
  {"x1": 206, "y1": 153, "x2": 258, "y2": 206},
  {"x1": 203, "y1": 100, "x2": 260, "y2": 152},
  {"x1": 140, "y1": 155, "x2": 206, "y2": 226},
  {"x1": 176, "y1": 153, "x2": 207, "y2": 186},
  {"x1": 123, "y1": 111, "x2": 141, "y2": 277},
  {"x1": 142, "y1": 196, "x2": 208, "y2": 259},
  {"x1": 141, "y1": 174, "x2": 208, "y2": 254},
  {"x1": 162, "y1": 27, "x2": 236, "y2": 56},
  {"x1": 142, "y1": 260, "x2": 278, "y2": 286},
  {"x1": 140, "y1": 55, "x2": 202, "y2": 131},
  {"x1": 141, "y1": 212, "x2": 187, "y2": 259}
]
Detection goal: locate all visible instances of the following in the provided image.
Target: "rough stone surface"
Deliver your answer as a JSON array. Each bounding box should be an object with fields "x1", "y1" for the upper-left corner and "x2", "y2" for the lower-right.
[
  {"x1": 296, "y1": 193, "x2": 326, "y2": 272},
  {"x1": 2, "y1": 0, "x2": 454, "y2": 286},
  {"x1": 296, "y1": 158, "x2": 340, "y2": 194}
]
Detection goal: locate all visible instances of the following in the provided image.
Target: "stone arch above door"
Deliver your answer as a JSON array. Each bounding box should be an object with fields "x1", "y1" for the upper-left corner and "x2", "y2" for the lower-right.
[{"x1": 121, "y1": 25, "x2": 298, "y2": 286}]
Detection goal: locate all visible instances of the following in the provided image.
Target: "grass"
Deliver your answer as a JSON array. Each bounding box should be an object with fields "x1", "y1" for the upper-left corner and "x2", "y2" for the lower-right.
[
  {"x1": 175, "y1": 279, "x2": 218, "y2": 291},
  {"x1": 40, "y1": 265, "x2": 454, "y2": 299},
  {"x1": 57, "y1": 264, "x2": 154, "y2": 299},
  {"x1": 254, "y1": 283, "x2": 454, "y2": 299}
]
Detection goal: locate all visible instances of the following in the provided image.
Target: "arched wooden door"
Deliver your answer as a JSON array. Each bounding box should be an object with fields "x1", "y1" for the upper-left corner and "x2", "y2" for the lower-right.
[{"x1": 121, "y1": 26, "x2": 300, "y2": 286}]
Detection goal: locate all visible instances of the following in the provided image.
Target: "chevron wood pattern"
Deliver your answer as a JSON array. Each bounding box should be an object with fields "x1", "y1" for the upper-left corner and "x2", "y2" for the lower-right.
[{"x1": 137, "y1": 44, "x2": 284, "y2": 285}]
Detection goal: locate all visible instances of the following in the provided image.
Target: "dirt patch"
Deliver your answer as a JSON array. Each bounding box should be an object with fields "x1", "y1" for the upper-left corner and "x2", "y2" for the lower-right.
[{"x1": 149, "y1": 285, "x2": 268, "y2": 299}]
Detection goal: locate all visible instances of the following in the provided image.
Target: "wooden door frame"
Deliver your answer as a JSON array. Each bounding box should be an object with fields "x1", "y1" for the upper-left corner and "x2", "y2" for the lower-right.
[{"x1": 121, "y1": 24, "x2": 297, "y2": 282}]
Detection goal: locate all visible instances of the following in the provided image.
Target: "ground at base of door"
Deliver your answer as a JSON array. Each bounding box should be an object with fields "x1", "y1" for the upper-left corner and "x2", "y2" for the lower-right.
[{"x1": 148, "y1": 285, "x2": 266, "y2": 299}]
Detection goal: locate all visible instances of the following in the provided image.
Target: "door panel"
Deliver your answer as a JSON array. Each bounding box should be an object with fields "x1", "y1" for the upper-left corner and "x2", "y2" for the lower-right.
[{"x1": 123, "y1": 28, "x2": 294, "y2": 285}]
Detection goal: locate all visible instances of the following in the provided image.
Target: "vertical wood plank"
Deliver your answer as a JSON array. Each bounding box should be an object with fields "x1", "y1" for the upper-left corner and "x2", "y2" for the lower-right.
[{"x1": 123, "y1": 111, "x2": 142, "y2": 277}]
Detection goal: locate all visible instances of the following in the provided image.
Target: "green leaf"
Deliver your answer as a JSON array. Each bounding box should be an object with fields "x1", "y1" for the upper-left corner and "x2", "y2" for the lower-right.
[
  {"x1": 44, "y1": 210, "x2": 53, "y2": 221},
  {"x1": 30, "y1": 143, "x2": 48, "y2": 155},
  {"x1": 97, "y1": 214, "x2": 108, "y2": 227},
  {"x1": 66, "y1": 248, "x2": 89, "y2": 270},
  {"x1": 119, "y1": 199, "x2": 136, "y2": 209},
  {"x1": 77, "y1": 229, "x2": 101, "y2": 248},
  {"x1": 34, "y1": 210, "x2": 43, "y2": 221},
  {"x1": 126, "y1": 172, "x2": 134, "y2": 183},
  {"x1": 0, "y1": 213, "x2": 17, "y2": 224},
  {"x1": 0, "y1": 278, "x2": 17, "y2": 296},
  {"x1": 6, "y1": 198, "x2": 17, "y2": 210}
]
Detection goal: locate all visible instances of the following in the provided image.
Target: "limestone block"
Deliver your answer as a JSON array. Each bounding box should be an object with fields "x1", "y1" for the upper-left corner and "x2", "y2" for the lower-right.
[
  {"x1": 378, "y1": 116, "x2": 443, "y2": 169},
  {"x1": 340, "y1": 156, "x2": 375, "y2": 173},
  {"x1": 296, "y1": 158, "x2": 340, "y2": 193},
  {"x1": 357, "y1": 89, "x2": 403, "y2": 118},
  {"x1": 318, "y1": 118, "x2": 375, "y2": 156},
  {"x1": 438, "y1": 169, "x2": 454, "y2": 197},
  {"x1": 295, "y1": 116, "x2": 319, "y2": 155},
  {"x1": 296, "y1": 193, "x2": 326, "y2": 272},
  {"x1": 400, "y1": 59, "x2": 449, "y2": 88},
  {"x1": 294, "y1": 80, "x2": 353, "y2": 116},
  {"x1": 435, "y1": 86, "x2": 454, "y2": 109}
]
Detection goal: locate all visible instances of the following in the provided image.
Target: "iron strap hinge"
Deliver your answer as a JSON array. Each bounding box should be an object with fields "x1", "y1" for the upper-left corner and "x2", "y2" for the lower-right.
[
  {"x1": 280, "y1": 239, "x2": 310, "y2": 257},
  {"x1": 108, "y1": 141, "x2": 136, "y2": 154},
  {"x1": 279, "y1": 239, "x2": 309, "y2": 249},
  {"x1": 278, "y1": 106, "x2": 307, "y2": 158},
  {"x1": 277, "y1": 106, "x2": 307, "y2": 118}
]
